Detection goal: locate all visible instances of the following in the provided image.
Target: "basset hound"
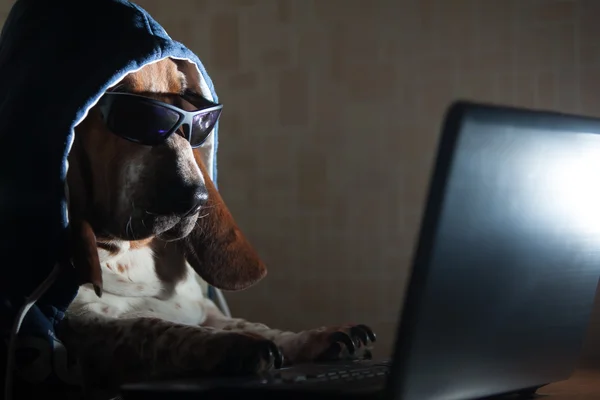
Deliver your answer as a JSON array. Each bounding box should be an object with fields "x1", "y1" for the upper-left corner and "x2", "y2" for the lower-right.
[{"x1": 58, "y1": 57, "x2": 376, "y2": 396}]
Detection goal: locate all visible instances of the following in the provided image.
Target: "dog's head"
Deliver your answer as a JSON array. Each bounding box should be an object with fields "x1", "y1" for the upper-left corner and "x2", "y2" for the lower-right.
[{"x1": 67, "y1": 58, "x2": 266, "y2": 291}]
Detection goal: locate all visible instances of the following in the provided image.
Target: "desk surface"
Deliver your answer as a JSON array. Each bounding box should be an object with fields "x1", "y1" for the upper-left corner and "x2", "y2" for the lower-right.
[{"x1": 537, "y1": 370, "x2": 600, "y2": 399}]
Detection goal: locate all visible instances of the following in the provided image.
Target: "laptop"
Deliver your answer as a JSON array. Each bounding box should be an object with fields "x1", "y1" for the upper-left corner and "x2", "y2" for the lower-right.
[{"x1": 120, "y1": 101, "x2": 600, "y2": 400}]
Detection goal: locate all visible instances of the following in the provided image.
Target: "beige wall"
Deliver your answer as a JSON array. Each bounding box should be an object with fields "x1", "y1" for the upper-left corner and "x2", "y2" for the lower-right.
[{"x1": 1, "y1": 0, "x2": 599, "y2": 365}]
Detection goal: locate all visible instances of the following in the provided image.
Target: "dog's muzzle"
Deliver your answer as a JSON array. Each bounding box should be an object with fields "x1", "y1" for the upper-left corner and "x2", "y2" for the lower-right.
[{"x1": 175, "y1": 184, "x2": 208, "y2": 217}]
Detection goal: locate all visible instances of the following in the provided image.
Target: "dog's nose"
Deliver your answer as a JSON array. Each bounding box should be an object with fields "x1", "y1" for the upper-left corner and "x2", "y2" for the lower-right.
[{"x1": 178, "y1": 185, "x2": 208, "y2": 217}]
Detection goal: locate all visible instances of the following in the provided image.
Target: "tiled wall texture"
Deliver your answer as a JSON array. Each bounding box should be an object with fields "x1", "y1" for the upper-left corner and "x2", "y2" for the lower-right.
[{"x1": 1, "y1": 0, "x2": 599, "y2": 365}]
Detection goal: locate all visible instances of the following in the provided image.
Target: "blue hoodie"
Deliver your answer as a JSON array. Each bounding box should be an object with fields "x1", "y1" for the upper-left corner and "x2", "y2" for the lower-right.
[{"x1": 0, "y1": 0, "x2": 219, "y2": 395}]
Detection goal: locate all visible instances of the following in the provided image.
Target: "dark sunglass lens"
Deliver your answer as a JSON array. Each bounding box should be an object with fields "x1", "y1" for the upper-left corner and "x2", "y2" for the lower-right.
[
  {"x1": 107, "y1": 96, "x2": 181, "y2": 145},
  {"x1": 190, "y1": 110, "x2": 221, "y2": 147}
]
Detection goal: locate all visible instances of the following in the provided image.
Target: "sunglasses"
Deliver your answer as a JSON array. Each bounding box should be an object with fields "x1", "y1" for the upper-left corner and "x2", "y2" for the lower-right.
[{"x1": 97, "y1": 91, "x2": 223, "y2": 148}]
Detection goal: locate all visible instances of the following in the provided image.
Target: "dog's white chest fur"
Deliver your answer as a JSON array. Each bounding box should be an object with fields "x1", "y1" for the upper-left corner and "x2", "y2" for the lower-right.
[{"x1": 67, "y1": 245, "x2": 209, "y2": 326}]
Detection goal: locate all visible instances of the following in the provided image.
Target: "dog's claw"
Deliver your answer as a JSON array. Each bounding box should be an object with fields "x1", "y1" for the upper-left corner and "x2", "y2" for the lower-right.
[
  {"x1": 355, "y1": 324, "x2": 376, "y2": 343},
  {"x1": 317, "y1": 342, "x2": 342, "y2": 361},
  {"x1": 350, "y1": 326, "x2": 369, "y2": 345},
  {"x1": 257, "y1": 339, "x2": 283, "y2": 371},
  {"x1": 269, "y1": 342, "x2": 284, "y2": 369},
  {"x1": 330, "y1": 331, "x2": 356, "y2": 355}
]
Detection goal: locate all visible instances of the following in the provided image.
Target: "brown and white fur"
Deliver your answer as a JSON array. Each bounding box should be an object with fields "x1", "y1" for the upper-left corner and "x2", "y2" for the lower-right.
[{"x1": 58, "y1": 58, "x2": 375, "y2": 397}]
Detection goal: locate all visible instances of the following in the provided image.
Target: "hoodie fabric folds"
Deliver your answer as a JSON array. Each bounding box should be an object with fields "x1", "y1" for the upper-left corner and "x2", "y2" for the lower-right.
[{"x1": 0, "y1": 0, "x2": 219, "y2": 395}]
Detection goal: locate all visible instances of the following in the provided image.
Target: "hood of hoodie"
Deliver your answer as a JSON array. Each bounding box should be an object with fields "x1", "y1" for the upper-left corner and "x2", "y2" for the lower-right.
[{"x1": 0, "y1": 0, "x2": 219, "y2": 390}]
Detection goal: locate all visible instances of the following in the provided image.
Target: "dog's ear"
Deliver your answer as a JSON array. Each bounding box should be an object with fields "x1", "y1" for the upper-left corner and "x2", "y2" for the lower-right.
[
  {"x1": 71, "y1": 218, "x2": 103, "y2": 297},
  {"x1": 67, "y1": 136, "x2": 103, "y2": 296},
  {"x1": 181, "y1": 150, "x2": 267, "y2": 291}
]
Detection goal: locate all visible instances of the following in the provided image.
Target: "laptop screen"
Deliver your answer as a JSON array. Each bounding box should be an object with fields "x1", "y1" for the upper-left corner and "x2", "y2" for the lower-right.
[{"x1": 391, "y1": 103, "x2": 600, "y2": 400}]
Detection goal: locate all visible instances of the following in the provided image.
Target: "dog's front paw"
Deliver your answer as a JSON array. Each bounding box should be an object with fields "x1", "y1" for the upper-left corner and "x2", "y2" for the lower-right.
[
  {"x1": 204, "y1": 331, "x2": 284, "y2": 375},
  {"x1": 286, "y1": 324, "x2": 376, "y2": 364}
]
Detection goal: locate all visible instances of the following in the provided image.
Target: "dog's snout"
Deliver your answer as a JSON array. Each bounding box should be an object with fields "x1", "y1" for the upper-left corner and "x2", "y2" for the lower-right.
[
  {"x1": 184, "y1": 185, "x2": 208, "y2": 216},
  {"x1": 170, "y1": 184, "x2": 208, "y2": 217}
]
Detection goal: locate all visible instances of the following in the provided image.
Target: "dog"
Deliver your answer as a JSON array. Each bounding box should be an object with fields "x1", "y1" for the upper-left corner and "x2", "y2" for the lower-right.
[{"x1": 57, "y1": 57, "x2": 376, "y2": 395}]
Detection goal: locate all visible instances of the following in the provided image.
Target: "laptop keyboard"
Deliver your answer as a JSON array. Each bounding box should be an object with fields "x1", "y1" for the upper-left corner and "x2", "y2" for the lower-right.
[
  {"x1": 118, "y1": 361, "x2": 392, "y2": 398},
  {"x1": 294, "y1": 365, "x2": 389, "y2": 383},
  {"x1": 268, "y1": 361, "x2": 391, "y2": 385}
]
